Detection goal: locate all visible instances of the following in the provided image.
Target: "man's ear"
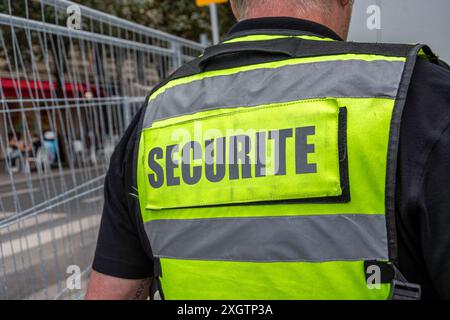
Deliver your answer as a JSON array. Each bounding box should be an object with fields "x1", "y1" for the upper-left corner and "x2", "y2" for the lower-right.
[
  {"x1": 339, "y1": 0, "x2": 352, "y2": 8},
  {"x1": 230, "y1": 0, "x2": 241, "y2": 21}
]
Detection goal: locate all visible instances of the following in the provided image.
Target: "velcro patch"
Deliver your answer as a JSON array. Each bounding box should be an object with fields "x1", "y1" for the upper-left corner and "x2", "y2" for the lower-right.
[{"x1": 141, "y1": 99, "x2": 348, "y2": 210}]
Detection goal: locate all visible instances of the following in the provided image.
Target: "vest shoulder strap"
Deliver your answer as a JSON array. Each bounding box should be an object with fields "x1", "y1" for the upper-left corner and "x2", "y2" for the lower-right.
[
  {"x1": 147, "y1": 38, "x2": 438, "y2": 106},
  {"x1": 174, "y1": 38, "x2": 437, "y2": 79}
]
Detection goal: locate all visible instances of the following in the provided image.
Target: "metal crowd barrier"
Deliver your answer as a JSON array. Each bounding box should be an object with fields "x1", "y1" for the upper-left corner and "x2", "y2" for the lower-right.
[{"x1": 0, "y1": 0, "x2": 204, "y2": 299}]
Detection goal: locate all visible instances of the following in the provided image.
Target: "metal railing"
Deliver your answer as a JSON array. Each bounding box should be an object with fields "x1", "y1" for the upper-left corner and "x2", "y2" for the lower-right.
[{"x1": 0, "y1": 0, "x2": 204, "y2": 300}]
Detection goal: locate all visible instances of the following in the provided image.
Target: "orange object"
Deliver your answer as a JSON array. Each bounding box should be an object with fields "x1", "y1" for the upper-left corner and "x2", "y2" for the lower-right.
[{"x1": 195, "y1": 0, "x2": 228, "y2": 7}]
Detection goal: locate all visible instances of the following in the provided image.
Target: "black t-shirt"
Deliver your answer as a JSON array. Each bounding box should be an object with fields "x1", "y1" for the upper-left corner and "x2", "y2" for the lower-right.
[{"x1": 92, "y1": 18, "x2": 450, "y2": 299}]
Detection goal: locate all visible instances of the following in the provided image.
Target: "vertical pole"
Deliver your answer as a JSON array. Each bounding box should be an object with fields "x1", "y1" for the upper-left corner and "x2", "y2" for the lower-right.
[
  {"x1": 170, "y1": 41, "x2": 183, "y2": 70},
  {"x1": 0, "y1": 113, "x2": 5, "y2": 173},
  {"x1": 200, "y1": 33, "x2": 209, "y2": 47},
  {"x1": 123, "y1": 99, "x2": 131, "y2": 127},
  {"x1": 209, "y1": 3, "x2": 220, "y2": 44}
]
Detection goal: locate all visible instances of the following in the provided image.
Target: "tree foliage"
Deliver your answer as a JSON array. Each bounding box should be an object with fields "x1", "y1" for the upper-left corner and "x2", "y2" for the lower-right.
[{"x1": 74, "y1": 0, "x2": 236, "y2": 42}]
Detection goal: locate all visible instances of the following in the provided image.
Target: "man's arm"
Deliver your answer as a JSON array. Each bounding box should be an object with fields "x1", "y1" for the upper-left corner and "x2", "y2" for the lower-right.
[
  {"x1": 420, "y1": 124, "x2": 450, "y2": 299},
  {"x1": 85, "y1": 271, "x2": 151, "y2": 300},
  {"x1": 86, "y1": 107, "x2": 154, "y2": 299},
  {"x1": 396, "y1": 58, "x2": 450, "y2": 299}
]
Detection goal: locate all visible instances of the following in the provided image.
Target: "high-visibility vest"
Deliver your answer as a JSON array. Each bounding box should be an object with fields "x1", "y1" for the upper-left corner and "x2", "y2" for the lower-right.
[{"x1": 136, "y1": 34, "x2": 439, "y2": 300}]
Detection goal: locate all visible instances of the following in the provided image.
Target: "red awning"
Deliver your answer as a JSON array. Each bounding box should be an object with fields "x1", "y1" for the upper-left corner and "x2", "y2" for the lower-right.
[{"x1": 1, "y1": 78, "x2": 103, "y2": 99}]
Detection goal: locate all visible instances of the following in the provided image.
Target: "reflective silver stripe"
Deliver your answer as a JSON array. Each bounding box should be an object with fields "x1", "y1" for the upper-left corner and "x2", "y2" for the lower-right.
[
  {"x1": 144, "y1": 214, "x2": 389, "y2": 262},
  {"x1": 143, "y1": 59, "x2": 405, "y2": 128}
]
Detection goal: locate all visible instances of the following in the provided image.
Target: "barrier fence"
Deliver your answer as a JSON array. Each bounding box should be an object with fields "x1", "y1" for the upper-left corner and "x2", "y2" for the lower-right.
[{"x1": 0, "y1": 0, "x2": 204, "y2": 299}]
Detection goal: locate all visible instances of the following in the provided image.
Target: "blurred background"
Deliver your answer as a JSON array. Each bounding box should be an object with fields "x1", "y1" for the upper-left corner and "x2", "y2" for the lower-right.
[
  {"x1": 0, "y1": 0, "x2": 449, "y2": 300},
  {"x1": 349, "y1": 0, "x2": 450, "y2": 62}
]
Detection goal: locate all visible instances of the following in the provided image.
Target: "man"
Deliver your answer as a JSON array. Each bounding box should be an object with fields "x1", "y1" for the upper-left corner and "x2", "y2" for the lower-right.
[{"x1": 86, "y1": 0, "x2": 450, "y2": 300}]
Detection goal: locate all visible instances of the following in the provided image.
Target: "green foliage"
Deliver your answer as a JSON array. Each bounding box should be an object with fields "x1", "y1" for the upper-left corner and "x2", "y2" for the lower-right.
[{"x1": 74, "y1": 0, "x2": 236, "y2": 42}]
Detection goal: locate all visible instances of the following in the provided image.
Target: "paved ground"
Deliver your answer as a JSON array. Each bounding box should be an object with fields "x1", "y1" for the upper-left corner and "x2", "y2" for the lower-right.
[
  {"x1": 0, "y1": 166, "x2": 106, "y2": 216},
  {"x1": 0, "y1": 166, "x2": 106, "y2": 300}
]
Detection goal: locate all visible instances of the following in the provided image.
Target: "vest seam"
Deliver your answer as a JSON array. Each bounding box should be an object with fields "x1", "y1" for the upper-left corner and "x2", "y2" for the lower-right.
[
  {"x1": 152, "y1": 255, "x2": 388, "y2": 263},
  {"x1": 384, "y1": 45, "x2": 425, "y2": 264},
  {"x1": 143, "y1": 213, "x2": 386, "y2": 223}
]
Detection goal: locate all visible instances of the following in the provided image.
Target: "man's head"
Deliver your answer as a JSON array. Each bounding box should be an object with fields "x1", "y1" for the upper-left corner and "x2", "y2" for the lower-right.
[{"x1": 230, "y1": 0, "x2": 354, "y2": 40}]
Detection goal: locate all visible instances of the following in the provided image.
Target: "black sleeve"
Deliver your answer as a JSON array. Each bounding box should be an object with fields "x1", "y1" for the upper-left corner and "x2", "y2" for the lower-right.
[
  {"x1": 396, "y1": 58, "x2": 450, "y2": 299},
  {"x1": 420, "y1": 124, "x2": 450, "y2": 299},
  {"x1": 92, "y1": 106, "x2": 154, "y2": 279}
]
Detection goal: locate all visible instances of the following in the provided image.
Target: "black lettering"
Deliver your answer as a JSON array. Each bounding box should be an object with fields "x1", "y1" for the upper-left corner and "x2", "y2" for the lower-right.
[
  {"x1": 148, "y1": 147, "x2": 164, "y2": 188},
  {"x1": 229, "y1": 135, "x2": 252, "y2": 180},
  {"x1": 296, "y1": 126, "x2": 317, "y2": 174},
  {"x1": 269, "y1": 128, "x2": 293, "y2": 175},
  {"x1": 205, "y1": 138, "x2": 226, "y2": 183},
  {"x1": 166, "y1": 144, "x2": 180, "y2": 186},
  {"x1": 255, "y1": 132, "x2": 266, "y2": 177},
  {"x1": 181, "y1": 141, "x2": 202, "y2": 185}
]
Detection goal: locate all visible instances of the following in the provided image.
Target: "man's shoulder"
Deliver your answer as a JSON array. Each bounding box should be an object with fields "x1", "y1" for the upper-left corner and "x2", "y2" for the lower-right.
[
  {"x1": 405, "y1": 57, "x2": 450, "y2": 121},
  {"x1": 399, "y1": 56, "x2": 450, "y2": 170},
  {"x1": 410, "y1": 57, "x2": 450, "y2": 90}
]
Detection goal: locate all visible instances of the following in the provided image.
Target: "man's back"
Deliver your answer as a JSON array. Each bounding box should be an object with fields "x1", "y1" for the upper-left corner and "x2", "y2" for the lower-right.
[{"x1": 87, "y1": 5, "x2": 450, "y2": 300}]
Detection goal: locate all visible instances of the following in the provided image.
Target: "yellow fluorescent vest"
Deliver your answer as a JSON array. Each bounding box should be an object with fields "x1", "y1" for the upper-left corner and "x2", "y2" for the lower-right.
[{"x1": 135, "y1": 34, "x2": 438, "y2": 300}]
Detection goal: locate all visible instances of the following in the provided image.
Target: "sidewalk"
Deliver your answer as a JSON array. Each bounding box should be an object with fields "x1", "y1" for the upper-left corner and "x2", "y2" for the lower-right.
[{"x1": 0, "y1": 165, "x2": 107, "y2": 188}]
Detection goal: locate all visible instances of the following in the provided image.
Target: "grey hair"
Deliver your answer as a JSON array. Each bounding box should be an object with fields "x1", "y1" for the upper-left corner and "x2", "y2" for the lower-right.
[{"x1": 232, "y1": 0, "x2": 331, "y2": 19}]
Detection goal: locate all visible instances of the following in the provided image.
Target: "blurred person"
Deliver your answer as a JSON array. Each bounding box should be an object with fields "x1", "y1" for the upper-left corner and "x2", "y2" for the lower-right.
[
  {"x1": 87, "y1": 0, "x2": 450, "y2": 300},
  {"x1": 73, "y1": 137, "x2": 85, "y2": 168},
  {"x1": 31, "y1": 133, "x2": 42, "y2": 154},
  {"x1": 43, "y1": 131, "x2": 57, "y2": 165},
  {"x1": 6, "y1": 133, "x2": 21, "y2": 173}
]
